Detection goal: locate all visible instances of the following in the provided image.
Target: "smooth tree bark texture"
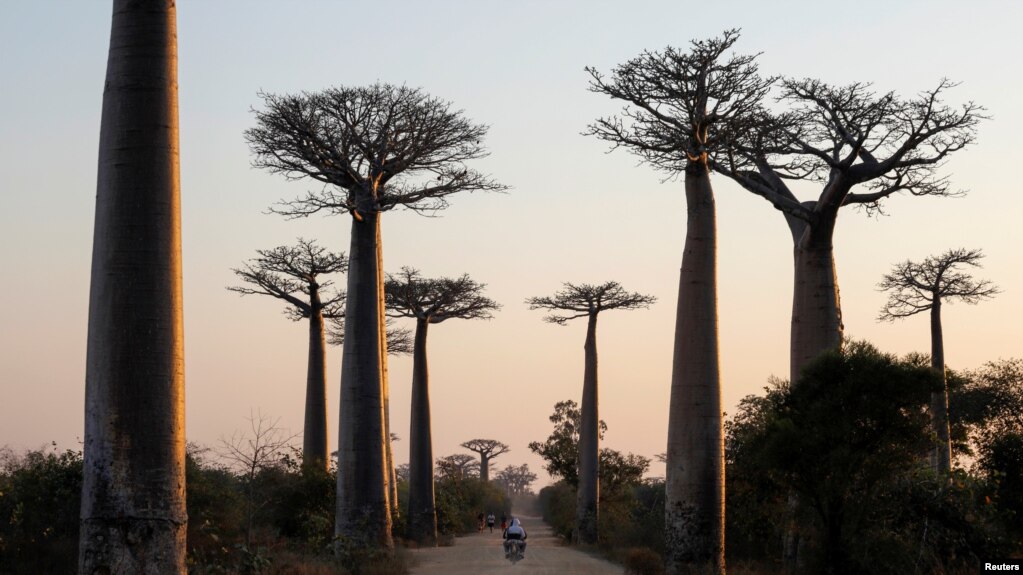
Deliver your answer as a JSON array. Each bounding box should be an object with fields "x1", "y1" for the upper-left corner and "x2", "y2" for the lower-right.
[
  {"x1": 460, "y1": 439, "x2": 510, "y2": 484},
  {"x1": 713, "y1": 79, "x2": 984, "y2": 385},
  {"x1": 587, "y1": 31, "x2": 769, "y2": 574},
  {"x1": 80, "y1": 1, "x2": 186, "y2": 572},
  {"x1": 228, "y1": 239, "x2": 346, "y2": 469},
  {"x1": 384, "y1": 268, "x2": 499, "y2": 545},
  {"x1": 246, "y1": 84, "x2": 505, "y2": 548},
  {"x1": 878, "y1": 248, "x2": 999, "y2": 476},
  {"x1": 527, "y1": 282, "x2": 655, "y2": 545}
]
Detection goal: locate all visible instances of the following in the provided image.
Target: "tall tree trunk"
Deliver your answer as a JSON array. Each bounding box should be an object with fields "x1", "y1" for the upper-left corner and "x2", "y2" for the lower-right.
[
  {"x1": 336, "y1": 210, "x2": 393, "y2": 548},
  {"x1": 665, "y1": 167, "x2": 724, "y2": 575},
  {"x1": 80, "y1": 1, "x2": 186, "y2": 573},
  {"x1": 378, "y1": 227, "x2": 399, "y2": 520},
  {"x1": 407, "y1": 319, "x2": 437, "y2": 545},
  {"x1": 576, "y1": 313, "x2": 600, "y2": 545},
  {"x1": 480, "y1": 454, "x2": 490, "y2": 483},
  {"x1": 304, "y1": 293, "x2": 328, "y2": 469},
  {"x1": 930, "y1": 301, "x2": 952, "y2": 476},
  {"x1": 789, "y1": 222, "x2": 843, "y2": 385}
]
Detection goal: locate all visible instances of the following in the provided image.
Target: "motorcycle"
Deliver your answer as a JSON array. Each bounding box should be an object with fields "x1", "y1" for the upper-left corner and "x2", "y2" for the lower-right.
[{"x1": 504, "y1": 539, "x2": 525, "y2": 564}]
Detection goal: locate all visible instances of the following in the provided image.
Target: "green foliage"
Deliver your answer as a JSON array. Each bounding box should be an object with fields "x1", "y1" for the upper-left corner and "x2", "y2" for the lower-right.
[
  {"x1": 727, "y1": 342, "x2": 1014, "y2": 574},
  {"x1": 430, "y1": 475, "x2": 509, "y2": 537},
  {"x1": 0, "y1": 444, "x2": 82, "y2": 574},
  {"x1": 537, "y1": 482, "x2": 576, "y2": 540},
  {"x1": 528, "y1": 399, "x2": 606, "y2": 486}
]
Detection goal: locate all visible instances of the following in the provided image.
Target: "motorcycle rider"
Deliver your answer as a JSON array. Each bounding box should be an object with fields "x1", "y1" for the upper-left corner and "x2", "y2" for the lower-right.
[{"x1": 503, "y1": 517, "x2": 527, "y2": 557}]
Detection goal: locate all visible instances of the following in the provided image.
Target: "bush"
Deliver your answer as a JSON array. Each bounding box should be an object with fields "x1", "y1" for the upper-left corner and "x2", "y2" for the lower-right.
[
  {"x1": 623, "y1": 546, "x2": 664, "y2": 575},
  {"x1": 0, "y1": 444, "x2": 82, "y2": 574}
]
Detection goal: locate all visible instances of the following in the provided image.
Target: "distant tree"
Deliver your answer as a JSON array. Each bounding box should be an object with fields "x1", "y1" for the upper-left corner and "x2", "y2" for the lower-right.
[
  {"x1": 246, "y1": 83, "x2": 506, "y2": 548},
  {"x1": 385, "y1": 267, "x2": 499, "y2": 545},
  {"x1": 587, "y1": 31, "x2": 767, "y2": 571},
  {"x1": 80, "y1": 1, "x2": 187, "y2": 572},
  {"x1": 495, "y1": 464, "x2": 539, "y2": 496},
  {"x1": 435, "y1": 454, "x2": 479, "y2": 481},
  {"x1": 460, "y1": 439, "x2": 510, "y2": 483},
  {"x1": 528, "y1": 399, "x2": 606, "y2": 487},
  {"x1": 228, "y1": 239, "x2": 346, "y2": 469},
  {"x1": 879, "y1": 248, "x2": 999, "y2": 476},
  {"x1": 527, "y1": 282, "x2": 654, "y2": 544}
]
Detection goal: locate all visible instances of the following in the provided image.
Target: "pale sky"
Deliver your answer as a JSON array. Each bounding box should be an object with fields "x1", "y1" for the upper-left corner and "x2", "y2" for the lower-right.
[{"x1": 1, "y1": 1, "x2": 1021, "y2": 485}]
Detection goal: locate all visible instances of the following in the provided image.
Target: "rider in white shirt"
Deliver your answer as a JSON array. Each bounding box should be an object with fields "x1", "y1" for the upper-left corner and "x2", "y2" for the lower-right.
[{"x1": 503, "y1": 517, "x2": 527, "y2": 557}]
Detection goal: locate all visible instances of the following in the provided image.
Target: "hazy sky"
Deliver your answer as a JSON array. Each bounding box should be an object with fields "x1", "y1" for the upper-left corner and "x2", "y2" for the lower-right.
[{"x1": 1, "y1": 1, "x2": 1021, "y2": 485}]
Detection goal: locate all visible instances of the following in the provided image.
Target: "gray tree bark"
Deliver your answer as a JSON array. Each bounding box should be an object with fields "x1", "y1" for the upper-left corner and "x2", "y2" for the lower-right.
[
  {"x1": 789, "y1": 221, "x2": 844, "y2": 385},
  {"x1": 930, "y1": 301, "x2": 952, "y2": 476},
  {"x1": 576, "y1": 313, "x2": 600, "y2": 545},
  {"x1": 304, "y1": 296, "x2": 328, "y2": 468},
  {"x1": 407, "y1": 319, "x2": 438, "y2": 545},
  {"x1": 336, "y1": 210, "x2": 393, "y2": 548},
  {"x1": 665, "y1": 167, "x2": 724, "y2": 575},
  {"x1": 79, "y1": 1, "x2": 187, "y2": 573}
]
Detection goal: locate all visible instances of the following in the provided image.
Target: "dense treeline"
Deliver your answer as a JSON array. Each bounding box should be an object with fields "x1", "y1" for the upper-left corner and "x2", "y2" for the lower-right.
[
  {"x1": 0, "y1": 442, "x2": 510, "y2": 574},
  {"x1": 535, "y1": 345, "x2": 1023, "y2": 575}
]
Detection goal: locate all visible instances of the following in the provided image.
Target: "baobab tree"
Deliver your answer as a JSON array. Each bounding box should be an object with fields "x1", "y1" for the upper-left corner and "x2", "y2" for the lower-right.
[
  {"x1": 435, "y1": 454, "x2": 479, "y2": 480},
  {"x1": 460, "y1": 439, "x2": 510, "y2": 483},
  {"x1": 879, "y1": 248, "x2": 999, "y2": 476},
  {"x1": 384, "y1": 267, "x2": 499, "y2": 545},
  {"x1": 246, "y1": 83, "x2": 506, "y2": 548},
  {"x1": 80, "y1": 1, "x2": 187, "y2": 572},
  {"x1": 495, "y1": 464, "x2": 538, "y2": 496},
  {"x1": 527, "y1": 281, "x2": 655, "y2": 545},
  {"x1": 587, "y1": 31, "x2": 770, "y2": 572},
  {"x1": 228, "y1": 239, "x2": 346, "y2": 469},
  {"x1": 713, "y1": 79, "x2": 983, "y2": 384}
]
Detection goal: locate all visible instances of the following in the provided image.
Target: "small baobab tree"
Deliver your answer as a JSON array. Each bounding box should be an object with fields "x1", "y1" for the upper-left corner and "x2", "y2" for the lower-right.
[
  {"x1": 878, "y1": 248, "x2": 999, "y2": 476},
  {"x1": 495, "y1": 464, "x2": 539, "y2": 496},
  {"x1": 246, "y1": 83, "x2": 506, "y2": 548},
  {"x1": 80, "y1": 1, "x2": 187, "y2": 571},
  {"x1": 587, "y1": 31, "x2": 769, "y2": 572},
  {"x1": 460, "y1": 439, "x2": 510, "y2": 483},
  {"x1": 384, "y1": 267, "x2": 499, "y2": 545},
  {"x1": 436, "y1": 454, "x2": 479, "y2": 480},
  {"x1": 228, "y1": 239, "x2": 346, "y2": 469},
  {"x1": 527, "y1": 281, "x2": 655, "y2": 544}
]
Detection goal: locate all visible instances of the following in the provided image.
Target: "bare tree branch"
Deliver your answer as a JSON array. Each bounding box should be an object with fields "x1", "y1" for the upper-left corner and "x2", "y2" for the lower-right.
[
  {"x1": 878, "y1": 248, "x2": 1000, "y2": 321},
  {"x1": 384, "y1": 267, "x2": 500, "y2": 323},
  {"x1": 526, "y1": 281, "x2": 656, "y2": 325}
]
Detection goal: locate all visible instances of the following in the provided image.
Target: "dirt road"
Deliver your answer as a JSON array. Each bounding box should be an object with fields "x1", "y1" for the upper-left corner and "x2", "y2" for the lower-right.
[{"x1": 407, "y1": 516, "x2": 625, "y2": 574}]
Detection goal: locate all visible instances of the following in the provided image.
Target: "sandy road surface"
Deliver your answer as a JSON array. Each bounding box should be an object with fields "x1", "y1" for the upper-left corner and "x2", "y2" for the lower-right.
[{"x1": 408, "y1": 516, "x2": 625, "y2": 574}]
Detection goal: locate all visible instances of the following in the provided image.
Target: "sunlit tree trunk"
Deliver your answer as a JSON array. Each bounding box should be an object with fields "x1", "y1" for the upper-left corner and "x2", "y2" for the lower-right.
[
  {"x1": 930, "y1": 300, "x2": 952, "y2": 476},
  {"x1": 336, "y1": 210, "x2": 393, "y2": 548},
  {"x1": 407, "y1": 319, "x2": 438, "y2": 545},
  {"x1": 666, "y1": 167, "x2": 724, "y2": 575},
  {"x1": 576, "y1": 313, "x2": 599, "y2": 545},
  {"x1": 80, "y1": 1, "x2": 186, "y2": 572},
  {"x1": 378, "y1": 228, "x2": 399, "y2": 520},
  {"x1": 304, "y1": 294, "x2": 328, "y2": 469}
]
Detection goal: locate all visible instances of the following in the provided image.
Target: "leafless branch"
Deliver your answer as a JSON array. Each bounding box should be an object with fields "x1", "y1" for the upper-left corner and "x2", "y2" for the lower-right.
[
  {"x1": 384, "y1": 267, "x2": 500, "y2": 323},
  {"x1": 878, "y1": 248, "x2": 1000, "y2": 321},
  {"x1": 526, "y1": 281, "x2": 656, "y2": 325}
]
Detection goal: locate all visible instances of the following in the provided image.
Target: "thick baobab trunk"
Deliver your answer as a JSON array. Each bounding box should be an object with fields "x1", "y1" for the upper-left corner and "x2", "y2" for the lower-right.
[
  {"x1": 336, "y1": 210, "x2": 393, "y2": 548},
  {"x1": 378, "y1": 230, "x2": 399, "y2": 520},
  {"x1": 303, "y1": 300, "x2": 328, "y2": 469},
  {"x1": 665, "y1": 167, "x2": 724, "y2": 575},
  {"x1": 576, "y1": 313, "x2": 600, "y2": 545},
  {"x1": 479, "y1": 454, "x2": 491, "y2": 482},
  {"x1": 80, "y1": 1, "x2": 187, "y2": 573},
  {"x1": 407, "y1": 319, "x2": 438, "y2": 545},
  {"x1": 789, "y1": 225, "x2": 843, "y2": 385},
  {"x1": 930, "y1": 301, "x2": 952, "y2": 476}
]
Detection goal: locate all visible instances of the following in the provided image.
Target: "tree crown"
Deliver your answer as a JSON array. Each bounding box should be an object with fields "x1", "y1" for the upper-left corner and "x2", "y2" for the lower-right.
[
  {"x1": 245, "y1": 83, "x2": 507, "y2": 218},
  {"x1": 227, "y1": 238, "x2": 346, "y2": 320},
  {"x1": 384, "y1": 267, "x2": 499, "y2": 323},
  {"x1": 526, "y1": 281, "x2": 656, "y2": 325},
  {"x1": 878, "y1": 248, "x2": 999, "y2": 320}
]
